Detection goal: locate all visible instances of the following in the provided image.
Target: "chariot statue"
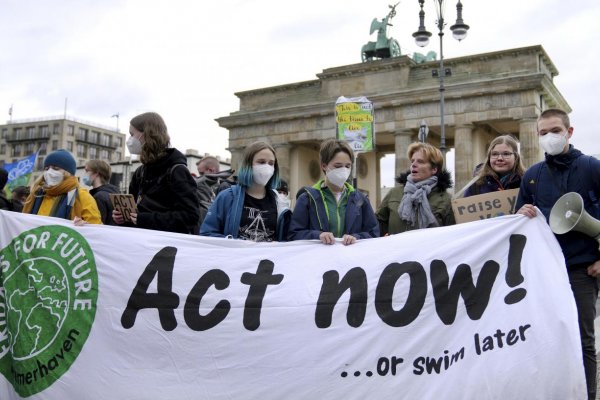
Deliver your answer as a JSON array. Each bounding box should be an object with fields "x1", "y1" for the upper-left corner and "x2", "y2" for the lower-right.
[{"x1": 361, "y1": 3, "x2": 401, "y2": 62}]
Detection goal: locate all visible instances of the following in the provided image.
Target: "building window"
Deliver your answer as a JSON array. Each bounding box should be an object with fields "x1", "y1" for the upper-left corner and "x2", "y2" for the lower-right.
[
  {"x1": 67, "y1": 141, "x2": 73, "y2": 152},
  {"x1": 0, "y1": 144, "x2": 5, "y2": 155},
  {"x1": 25, "y1": 142, "x2": 35, "y2": 154},
  {"x1": 11, "y1": 144, "x2": 21, "y2": 157},
  {"x1": 40, "y1": 126, "x2": 49, "y2": 137},
  {"x1": 100, "y1": 149, "x2": 109, "y2": 160},
  {"x1": 14, "y1": 128, "x2": 22, "y2": 140},
  {"x1": 67, "y1": 125, "x2": 75, "y2": 136},
  {"x1": 37, "y1": 157, "x2": 44, "y2": 170},
  {"x1": 77, "y1": 144, "x2": 86, "y2": 157},
  {"x1": 89, "y1": 131, "x2": 99, "y2": 143},
  {"x1": 26, "y1": 127, "x2": 35, "y2": 139},
  {"x1": 53, "y1": 123, "x2": 60, "y2": 135},
  {"x1": 77, "y1": 127, "x2": 87, "y2": 141},
  {"x1": 39, "y1": 142, "x2": 47, "y2": 155},
  {"x1": 101, "y1": 133, "x2": 111, "y2": 146},
  {"x1": 52, "y1": 140, "x2": 58, "y2": 150},
  {"x1": 115, "y1": 151, "x2": 122, "y2": 161},
  {"x1": 89, "y1": 147, "x2": 97, "y2": 159},
  {"x1": 1, "y1": 128, "x2": 7, "y2": 139}
]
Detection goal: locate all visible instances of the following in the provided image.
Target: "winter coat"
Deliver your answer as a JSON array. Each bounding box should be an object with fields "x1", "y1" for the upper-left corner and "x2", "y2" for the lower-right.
[
  {"x1": 129, "y1": 148, "x2": 200, "y2": 234},
  {"x1": 200, "y1": 184, "x2": 291, "y2": 241},
  {"x1": 23, "y1": 176, "x2": 101, "y2": 224},
  {"x1": 90, "y1": 184, "x2": 120, "y2": 225},
  {"x1": 464, "y1": 173, "x2": 522, "y2": 197},
  {"x1": 516, "y1": 146, "x2": 600, "y2": 268},
  {"x1": 287, "y1": 181, "x2": 379, "y2": 241},
  {"x1": 0, "y1": 193, "x2": 11, "y2": 210},
  {"x1": 376, "y1": 169, "x2": 455, "y2": 235},
  {"x1": 195, "y1": 169, "x2": 235, "y2": 225}
]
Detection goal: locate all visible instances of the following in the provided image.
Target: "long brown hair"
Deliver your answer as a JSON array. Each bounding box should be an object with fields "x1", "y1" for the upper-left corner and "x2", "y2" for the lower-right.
[
  {"x1": 130, "y1": 112, "x2": 170, "y2": 164},
  {"x1": 475, "y1": 135, "x2": 525, "y2": 185}
]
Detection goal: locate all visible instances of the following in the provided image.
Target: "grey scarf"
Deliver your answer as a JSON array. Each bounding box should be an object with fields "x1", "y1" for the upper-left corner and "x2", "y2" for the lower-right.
[{"x1": 398, "y1": 175, "x2": 439, "y2": 229}]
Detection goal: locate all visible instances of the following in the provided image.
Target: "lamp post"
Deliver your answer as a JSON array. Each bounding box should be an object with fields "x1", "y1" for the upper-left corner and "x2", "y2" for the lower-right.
[
  {"x1": 412, "y1": 0, "x2": 469, "y2": 158},
  {"x1": 111, "y1": 113, "x2": 120, "y2": 133},
  {"x1": 418, "y1": 119, "x2": 429, "y2": 143}
]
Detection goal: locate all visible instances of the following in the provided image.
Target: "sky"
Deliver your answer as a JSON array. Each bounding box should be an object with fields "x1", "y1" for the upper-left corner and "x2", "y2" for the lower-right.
[{"x1": 1, "y1": 0, "x2": 599, "y2": 187}]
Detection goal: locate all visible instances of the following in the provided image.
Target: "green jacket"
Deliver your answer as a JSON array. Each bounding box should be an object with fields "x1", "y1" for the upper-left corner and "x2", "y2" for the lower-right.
[{"x1": 376, "y1": 177, "x2": 455, "y2": 235}]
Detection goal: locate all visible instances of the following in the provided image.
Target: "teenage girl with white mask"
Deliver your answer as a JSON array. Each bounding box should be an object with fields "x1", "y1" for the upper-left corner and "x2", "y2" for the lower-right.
[
  {"x1": 200, "y1": 141, "x2": 292, "y2": 242},
  {"x1": 288, "y1": 138, "x2": 379, "y2": 245},
  {"x1": 22, "y1": 149, "x2": 101, "y2": 224}
]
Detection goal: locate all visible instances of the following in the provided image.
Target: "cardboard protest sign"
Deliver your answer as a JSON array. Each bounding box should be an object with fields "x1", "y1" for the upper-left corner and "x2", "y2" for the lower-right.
[
  {"x1": 109, "y1": 194, "x2": 136, "y2": 222},
  {"x1": 452, "y1": 189, "x2": 519, "y2": 224},
  {"x1": 335, "y1": 96, "x2": 374, "y2": 152}
]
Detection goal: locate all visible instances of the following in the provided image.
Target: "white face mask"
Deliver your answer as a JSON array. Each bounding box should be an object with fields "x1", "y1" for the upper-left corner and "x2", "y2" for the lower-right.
[
  {"x1": 44, "y1": 169, "x2": 64, "y2": 187},
  {"x1": 252, "y1": 164, "x2": 274, "y2": 186},
  {"x1": 326, "y1": 167, "x2": 351, "y2": 188},
  {"x1": 539, "y1": 132, "x2": 568, "y2": 155},
  {"x1": 126, "y1": 136, "x2": 143, "y2": 155}
]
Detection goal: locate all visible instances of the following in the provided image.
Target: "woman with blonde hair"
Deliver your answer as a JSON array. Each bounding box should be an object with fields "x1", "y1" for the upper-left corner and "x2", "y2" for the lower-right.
[
  {"x1": 376, "y1": 142, "x2": 454, "y2": 235},
  {"x1": 200, "y1": 140, "x2": 291, "y2": 241},
  {"x1": 112, "y1": 112, "x2": 200, "y2": 234},
  {"x1": 463, "y1": 135, "x2": 524, "y2": 197},
  {"x1": 23, "y1": 149, "x2": 101, "y2": 224}
]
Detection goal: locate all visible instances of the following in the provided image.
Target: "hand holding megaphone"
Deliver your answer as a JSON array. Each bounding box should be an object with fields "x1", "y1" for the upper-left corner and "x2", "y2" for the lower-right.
[{"x1": 549, "y1": 192, "x2": 600, "y2": 248}]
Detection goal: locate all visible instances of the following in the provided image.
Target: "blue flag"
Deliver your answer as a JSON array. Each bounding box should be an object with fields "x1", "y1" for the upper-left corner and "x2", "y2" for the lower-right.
[{"x1": 3, "y1": 152, "x2": 38, "y2": 196}]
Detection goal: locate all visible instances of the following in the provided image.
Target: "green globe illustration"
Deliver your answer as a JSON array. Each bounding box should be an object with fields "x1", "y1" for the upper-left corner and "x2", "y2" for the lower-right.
[{"x1": 4, "y1": 257, "x2": 68, "y2": 360}]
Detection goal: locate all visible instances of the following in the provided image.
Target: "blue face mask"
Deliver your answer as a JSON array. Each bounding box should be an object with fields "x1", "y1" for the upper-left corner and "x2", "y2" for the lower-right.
[{"x1": 82, "y1": 174, "x2": 93, "y2": 187}]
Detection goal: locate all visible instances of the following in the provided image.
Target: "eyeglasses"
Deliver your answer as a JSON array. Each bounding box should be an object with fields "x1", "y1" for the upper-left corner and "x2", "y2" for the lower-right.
[{"x1": 490, "y1": 152, "x2": 514, "y2": 159}]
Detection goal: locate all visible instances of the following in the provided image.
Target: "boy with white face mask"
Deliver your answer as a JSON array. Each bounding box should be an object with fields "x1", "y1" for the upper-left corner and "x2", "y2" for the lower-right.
[
  {"x1": 288, "y1": 138, "x2": 379, "y2": 245},
  {"x1": 516, "y1": 108, "x2": 600, "y2": 400},
  {"x1": 22, "y1": 149, "x2": 101, "y2": 224}
]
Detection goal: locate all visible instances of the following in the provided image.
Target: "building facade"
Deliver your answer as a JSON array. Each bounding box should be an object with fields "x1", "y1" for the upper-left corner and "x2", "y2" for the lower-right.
[
  {"x1": 0, "y1": 116, "x2": 127, "y2": 180},
  {"x1": 216, "y1": 45, "x2": 570, "y2": 208}
]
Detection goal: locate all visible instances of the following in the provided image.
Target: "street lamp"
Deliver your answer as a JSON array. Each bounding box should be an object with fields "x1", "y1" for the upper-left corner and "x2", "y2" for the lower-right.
[
  {"x1": 418, "y1": 119, "x2": 429, "y2": 143},
  {"x1": 412, "y1": 0, "x2": 469, "y2": 157}
]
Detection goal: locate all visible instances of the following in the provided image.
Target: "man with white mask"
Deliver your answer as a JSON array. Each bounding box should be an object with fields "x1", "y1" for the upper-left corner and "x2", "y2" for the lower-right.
[
  {"x1": 516, "y1": 108, "x2": 600, "y2": 400},
  {"x1": 288, "y1": 138, "x2": 379, "y2": 245}
]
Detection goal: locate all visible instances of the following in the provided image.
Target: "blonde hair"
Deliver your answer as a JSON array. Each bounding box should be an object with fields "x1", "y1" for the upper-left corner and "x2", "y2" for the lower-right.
[{"x1": 407, "y1": 142, "x2": 444, "y2": 171}]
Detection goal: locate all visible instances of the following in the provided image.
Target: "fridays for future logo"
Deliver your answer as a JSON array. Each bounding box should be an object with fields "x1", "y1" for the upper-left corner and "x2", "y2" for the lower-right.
[{"x1": 0, "y1": 226, "x2": 98, "y2": 397}]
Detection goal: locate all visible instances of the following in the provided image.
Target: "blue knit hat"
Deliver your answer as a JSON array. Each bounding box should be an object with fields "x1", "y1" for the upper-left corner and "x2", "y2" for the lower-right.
[{"x1": 44, "y1": 149, "x2": 76, "y2": 175}]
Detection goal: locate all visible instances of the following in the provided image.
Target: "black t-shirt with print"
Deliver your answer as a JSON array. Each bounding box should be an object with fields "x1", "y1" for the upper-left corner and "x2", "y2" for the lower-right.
[{"x1": 239, "y1": 192, "x2": 278, "y2": 242}]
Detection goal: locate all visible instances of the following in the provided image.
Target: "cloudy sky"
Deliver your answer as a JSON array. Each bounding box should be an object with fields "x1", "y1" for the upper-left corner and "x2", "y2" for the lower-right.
[{"x1": 1, "y1": 0, "x2": 599, "y2": 186}]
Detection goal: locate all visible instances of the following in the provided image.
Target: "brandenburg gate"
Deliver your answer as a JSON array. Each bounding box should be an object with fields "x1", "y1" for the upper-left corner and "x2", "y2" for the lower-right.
[{"x1": 216, "y1": 45, "x2": 570, "y2": 208}]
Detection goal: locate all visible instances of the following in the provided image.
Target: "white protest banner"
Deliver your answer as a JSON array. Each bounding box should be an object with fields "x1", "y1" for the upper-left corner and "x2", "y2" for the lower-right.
[
  {"x1": 452, "y1": 189, "x2": 519, "y2": 224},
  {"x1": 0, "y1": 210, "x2": 586, "y2": 399}
]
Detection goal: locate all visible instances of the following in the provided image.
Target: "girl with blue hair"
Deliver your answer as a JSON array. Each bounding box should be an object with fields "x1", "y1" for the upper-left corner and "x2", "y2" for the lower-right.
[{"x1": 200, "y1": 141, "x2": 291, "y2": 241}]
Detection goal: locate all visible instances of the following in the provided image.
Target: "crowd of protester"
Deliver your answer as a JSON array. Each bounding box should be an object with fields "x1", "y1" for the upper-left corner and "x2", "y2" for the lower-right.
[{"x1": 1, "y1": 108, "x2": 599, "y2": 399}]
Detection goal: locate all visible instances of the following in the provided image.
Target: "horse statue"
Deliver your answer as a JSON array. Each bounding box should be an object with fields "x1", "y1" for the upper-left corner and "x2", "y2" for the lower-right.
[{"x1": 361, "y1": 3, "x2": 401, "y2": 62}]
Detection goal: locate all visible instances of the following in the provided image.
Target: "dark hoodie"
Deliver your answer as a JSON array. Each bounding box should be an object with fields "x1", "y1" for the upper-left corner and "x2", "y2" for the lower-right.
[
  {"x1": 129, "y1": 148, "x2": 200, "y2": 234},
  {"x1": 516, "y1": 146, "x2": 600, "y2": 268},
  {"x1": 376, "y1": 169, "x2": 455, "y2": 235},
  {"x1": 90, "y1": 184, "x2": 120, "y2": 225}
]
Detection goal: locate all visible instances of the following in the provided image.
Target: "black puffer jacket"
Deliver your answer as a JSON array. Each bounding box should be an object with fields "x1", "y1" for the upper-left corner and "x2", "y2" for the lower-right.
[
  {"x1": 130, "y1": 148, "x2": 200, "y2": 234},
  {"x1": 90, "y1": 184, "x2": 120, "y2": 225}
]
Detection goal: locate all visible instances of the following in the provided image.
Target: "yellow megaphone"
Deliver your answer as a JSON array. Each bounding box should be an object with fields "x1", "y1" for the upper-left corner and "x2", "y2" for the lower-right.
[{"x1": 549, "y1": 192, "x2": 600, "y2": 248}]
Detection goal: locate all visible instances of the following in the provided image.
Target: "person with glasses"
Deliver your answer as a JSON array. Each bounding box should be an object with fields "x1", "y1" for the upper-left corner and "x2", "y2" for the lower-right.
[{"x1": 463, "y1": 135, "x2": 524, "y2": 197}]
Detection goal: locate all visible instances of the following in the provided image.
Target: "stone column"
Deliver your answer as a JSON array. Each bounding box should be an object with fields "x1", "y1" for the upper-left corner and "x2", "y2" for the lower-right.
[
  {"x1": 394, "y1": 130, "x2": 413, "y2": 182},
  {"x1": 518, "y1": 118, "x2": 540, "y2": 168},
  {"x1": 453, "y1": 124, "x2": 474, "y2": 193},
  {"x1": 273, "y1": 143, "x2": 291, "y2": 183},
  {"x1": 227, "y1": 146, "x2": 244, "y2": 173}
]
